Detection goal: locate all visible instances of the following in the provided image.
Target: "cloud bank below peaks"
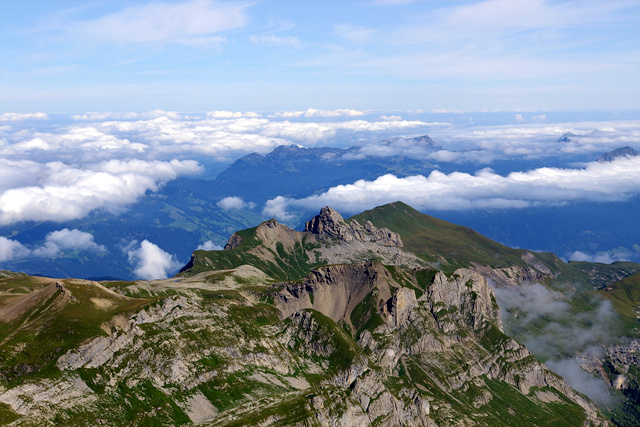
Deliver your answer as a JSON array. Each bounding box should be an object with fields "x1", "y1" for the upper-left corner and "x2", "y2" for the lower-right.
[
  {"x1": 0, "y1": 229, "x2": 105, "y2": 262},
  {"x1": 263, "y1": 156, "x2": 640, "y2": 219},
  {"x1": 0, "y1": 159, "x2": 201, "y2": 226}
]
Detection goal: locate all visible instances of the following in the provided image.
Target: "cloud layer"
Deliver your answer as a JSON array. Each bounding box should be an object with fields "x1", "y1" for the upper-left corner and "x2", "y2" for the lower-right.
[
  {"x1": 264, "y1": 156, "x2": 640, "y2": 218},
  {"x1": 1, "y1": 112, "x2": 639, "y2": 227},
  {"x1": 0, "y1": 158, "x2": 201, "y2": 225},
  {"x1": 493, "y1": 282, "x2": 617, "y2": 404},
  {"x1": 0, "y1": 229, "x2": 105, "y2": 261}
]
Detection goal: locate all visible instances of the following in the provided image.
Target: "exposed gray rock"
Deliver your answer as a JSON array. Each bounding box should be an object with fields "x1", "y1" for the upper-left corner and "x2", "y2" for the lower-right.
[{"x1": 306, "y1": 206, "x2": 403, "y2": 247}]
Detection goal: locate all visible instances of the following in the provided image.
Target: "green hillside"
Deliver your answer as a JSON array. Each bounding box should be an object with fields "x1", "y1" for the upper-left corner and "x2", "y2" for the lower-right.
[{"x1": 350, "y1": 202, "x2": 575, "y2": 277}]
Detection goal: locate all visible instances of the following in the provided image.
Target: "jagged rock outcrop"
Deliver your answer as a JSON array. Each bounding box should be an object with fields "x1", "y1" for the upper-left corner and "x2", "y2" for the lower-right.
[
  {"x1": 306, "y1": 206, "x2": 403, "y2": 247},
  {"x1": 472, "y1": 263, "x2": 547, "y2": 287},
  {"x1": 425, "y1": 269, "x2": 503, "y2": 331},
  {"x1": 223, "y1": 233, "x2": 243, "y2": 250}
]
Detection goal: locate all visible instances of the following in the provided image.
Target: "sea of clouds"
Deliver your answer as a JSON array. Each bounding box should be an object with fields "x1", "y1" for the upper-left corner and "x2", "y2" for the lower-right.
[{"x1": 1, "y1": 110, "x2": 639, "y2": 279}]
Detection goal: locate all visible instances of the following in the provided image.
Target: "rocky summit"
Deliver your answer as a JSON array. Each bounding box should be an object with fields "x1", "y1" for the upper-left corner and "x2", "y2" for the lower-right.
[{"x1": 1, "y1": 203, "x2": 637, "y2": 426}]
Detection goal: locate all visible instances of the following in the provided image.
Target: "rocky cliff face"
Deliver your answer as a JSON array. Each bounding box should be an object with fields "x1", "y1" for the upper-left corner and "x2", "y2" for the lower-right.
[
  {"x1": 305, "y1": 206, "x2": 403, "y2": 247},
  {"x1": 0, "y1": 205, "x2": 617, "y2": 427}
]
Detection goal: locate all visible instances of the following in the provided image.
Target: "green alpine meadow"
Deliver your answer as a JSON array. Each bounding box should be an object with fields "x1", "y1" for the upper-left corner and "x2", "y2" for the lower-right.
[{"x1": 0, "y1": 203, "x2": 638, "y2": 426}]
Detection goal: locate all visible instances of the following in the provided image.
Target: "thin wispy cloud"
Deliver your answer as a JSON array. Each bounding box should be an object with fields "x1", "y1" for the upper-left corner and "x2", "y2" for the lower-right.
[
  {"x1": 0, "y1": 113, "x2": 49, "y2": 122},
  {"x1": 249, "y1": 34, "x2": 301, "y2": 47},
  {"x1": 68, "y1": 0, "x2": 251, "y2": 46},
  {"x1": 4, "y1": 1, "x2": 638, "y2": 111},
  {"x1": 333, "y1": 24, "x2": 375, "y2": 44}
]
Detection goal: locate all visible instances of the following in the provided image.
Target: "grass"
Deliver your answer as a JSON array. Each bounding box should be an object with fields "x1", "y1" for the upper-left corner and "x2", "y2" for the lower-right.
[
  {"x1": 350, "y1": 202, "x2": 594, "y2": 285},
  {"x1": 219, "y1": 393, "x2": 314, "y2": 427},
  {"x1": 0, "y1": 402, "x2": 20, "y2": 425},
  {"x1": 180, "y1": 224, "x2": 322, "y2": 281},
  {"x1": 0, "y1": 278, "x2": 151, "y2": 383},
  {"x1": 351, "y1": 202, "x2": 535, "y2": 268},
  {"x1": 599, "y1": 272, "x2": 640, "y2": 336},
  {"x1": 289, "y1": 309, "x2": 362, "y2": 375},
  {"x1": 350, "y1": 291, "x2": 385, "y2": 340}
]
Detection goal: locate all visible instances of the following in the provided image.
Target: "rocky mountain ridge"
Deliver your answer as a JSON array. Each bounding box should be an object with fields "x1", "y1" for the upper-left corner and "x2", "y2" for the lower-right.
[{"x1": 0, "y1": 203, "x2": 635, "y2": 426}]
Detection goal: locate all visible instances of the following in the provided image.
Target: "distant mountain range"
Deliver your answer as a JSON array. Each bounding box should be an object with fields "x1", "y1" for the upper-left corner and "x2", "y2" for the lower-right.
[{"x1": 0, "y1": 136, "x2": 638, "y2": 280}]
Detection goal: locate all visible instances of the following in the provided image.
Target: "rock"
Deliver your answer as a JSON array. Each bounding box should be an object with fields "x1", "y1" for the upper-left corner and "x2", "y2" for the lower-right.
[
  {"x1": 305, "y1": 206, "x2": 403, "y2": 247},
  {"x1": 224, "y1": 233, "x2": 243, "y2": 250}
]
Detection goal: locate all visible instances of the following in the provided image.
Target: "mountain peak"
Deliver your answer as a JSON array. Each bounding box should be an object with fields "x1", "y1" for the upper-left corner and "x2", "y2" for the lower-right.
[
  {"x1": 305, "y1": 206, "x2": 403, "y2": 247},
  {"x1": 304, "y1": 206, "x2": 347, "y2": 235},
  {"x1": 597, "y1": 146, "x2": 638, "y2": 163},
  {"x1": 384, "y1": 134, "x2": 437, "y2": 146},
  {"x1": 558, "y1": 132, "x2": 577, "y2": 142}
]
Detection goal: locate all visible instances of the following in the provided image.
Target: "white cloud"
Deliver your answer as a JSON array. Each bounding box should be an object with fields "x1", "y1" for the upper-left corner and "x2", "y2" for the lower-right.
[
  {"x1": 493, "y1": 281, "x2": 616, "y2": 405},
  {"x1": 249, "y1": 35, "x2": 301, "y2": 47},
  {"x1": 344, "y1": 135, "x2": 441, "y2": 160},
  {"x1": 272, "y1": 108, "x2": 365, "y2": 118},
  {"x1": 207, "y1": 111, "x2": 243, "y2": 119},
  {"x1": 71, "y1": 110, "x2": 181, "y2": 121},
  {"x1": 0, "y1": 159, "x2": 202, "y2": 225},
  {"x1": 0, "y1": 237, "x2": 30, "y2": 262},
  {"x1": 69, "y1": 0, "x2": 250, "y2": 45},
  {"x1": 217, "y1": 196, "x2": 255, "y2": 210},
  {"x1": 45, "y1": 228, "x2": 106, "y2": 252},
  {"x1": 333, "y1": 24, "x2": 375, "y2": 43},
  {"x1": 568, "y1": 249, "x2": 632, "y2": 264},
  {"x1": 304, "y1": 108, "x2": 364, "y2": 118},
  {"x1": 265, "y1": 156, "x2": 640, "y2": 216},
  {"x1": 0, "y1": 229, "x2": 105, "y2": 260},
  {"x1": 127, "y1": 240, "x2": 181, "y2": 280},
  {"x1": 545, "y1": 358, "x2": 612, "y2": 405},
  {"x1": 442, "y1": 120, "x2": 640, "y2": 159},
  {"x1": 1, "y1": 112, "x2": 434, "y2": 166},
  {"x1": 0, "y1": 113, "x2": 49, "y2": 122},
  {"x1": 514, "y1": 114, "x2": 526, "y2": 123},
  {"x1": 426, "y1": 149, "x2": 500, "y2": 164},
  {"x1": 262, "y1": 196, "x2": 294, "y2": 221},
  {"x1": 196, "y1": 240, "x2": 223, "y2": 251}
]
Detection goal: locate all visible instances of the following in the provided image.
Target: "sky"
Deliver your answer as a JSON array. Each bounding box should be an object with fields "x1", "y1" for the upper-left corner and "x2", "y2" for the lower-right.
[
  {"x1": 1, "y1": 0, "x2": 640, "y2": 278},
  {"x1": 1, "y1": 0, "x2": 639, "y2": 113}
]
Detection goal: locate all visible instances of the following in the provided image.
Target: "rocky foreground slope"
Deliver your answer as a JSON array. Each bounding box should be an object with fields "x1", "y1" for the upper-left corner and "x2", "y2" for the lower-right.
[{"x1": 0, "y1": 204, "x2": 631, "y2": 426}]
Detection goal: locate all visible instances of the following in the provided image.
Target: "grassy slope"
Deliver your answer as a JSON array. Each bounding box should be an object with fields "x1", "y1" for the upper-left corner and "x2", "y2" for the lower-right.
[
  {"x1": 179, "y1": 223, "x2": 320, "y2": 282},
  {"x1": 599, "y1": 272, "x2": 640, "y2": 336},
  {"x1": 0, "y1": 276, "x2": 150, "y2": 383},
  {"x1": 350, "y1": 202, "x2": 531, "y2": 267},
  {"x1": 350, "y1": 202, "x2": 576, "y2": 277},
  {"x1": 569, "y1": 261, "x2": 640, "y2": 290}
]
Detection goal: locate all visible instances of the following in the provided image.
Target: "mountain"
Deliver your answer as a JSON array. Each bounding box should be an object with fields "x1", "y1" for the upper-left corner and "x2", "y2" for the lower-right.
[
  {"x1": 7, "y1": 203, "x2": 640, "y2": 425},
  {"x1": 597, "y1": 146, "x2": 639, "y2": 163},
  {"x1": 557, "y1": 132, "x2": 577, "y2": 142},
  {"x1": 212, "y1": 142, "x2": 440, "y2": 205},
  {"x1": 4, "y1": 136, "x2": 638, "y2": 281}
]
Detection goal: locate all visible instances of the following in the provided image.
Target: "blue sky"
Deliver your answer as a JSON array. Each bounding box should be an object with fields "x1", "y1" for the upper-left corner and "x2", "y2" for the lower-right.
[{"x1": 1, "y1": 0, "x2": 639, "y2": 113}]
